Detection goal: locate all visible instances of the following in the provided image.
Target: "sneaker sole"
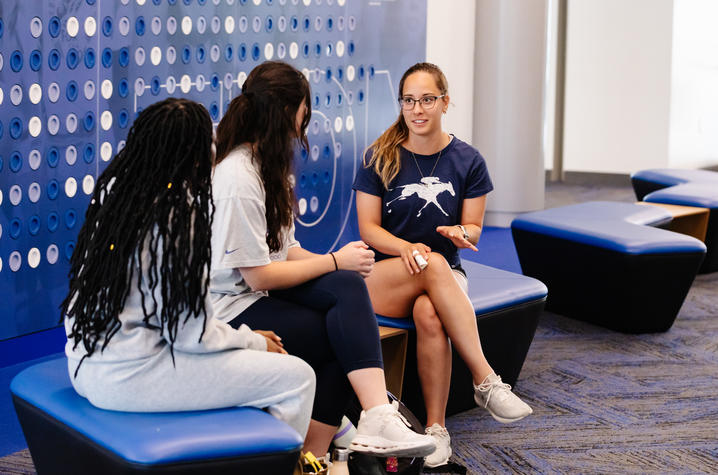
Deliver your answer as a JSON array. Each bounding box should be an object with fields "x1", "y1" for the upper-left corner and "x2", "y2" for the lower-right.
[
  {"x1": 349, "y1": 435, "x2": 436, "y2": 458},
  {"x1": 423, "y1": 448, "x2": 452, "y2": 468},
  {"x1": 474, "y1": 396, "x2": 533, "y2": 424}
]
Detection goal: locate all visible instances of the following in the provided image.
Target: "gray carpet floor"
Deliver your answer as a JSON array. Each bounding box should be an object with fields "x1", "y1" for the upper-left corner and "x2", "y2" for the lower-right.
[{"x1": 3, "y1": 179, "x2": 716, "y2": 474}]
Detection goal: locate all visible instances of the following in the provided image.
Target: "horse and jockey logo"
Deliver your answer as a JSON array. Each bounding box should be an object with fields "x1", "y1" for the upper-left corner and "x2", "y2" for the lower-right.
[{"x1": 386, "y1": 177, "x2": 455, "y2": 217}]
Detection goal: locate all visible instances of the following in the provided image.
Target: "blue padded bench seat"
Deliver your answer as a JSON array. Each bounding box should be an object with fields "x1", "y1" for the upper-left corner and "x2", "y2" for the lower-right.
[
  {"x1": 376, "y1": 259, "x2": 547, "y2": 421},
  {"x1": 10, "y1": 357, "x2": 303, "y2": 474},
  {"x1": 631, "y1": 168, "x2": 718, "y2": 201},
  {"x1": 511, "y1": 201, "x2": 706, "y2": 334},
  {"x1": 644, "y1": 183, "x2": 718, "y2": 273}
]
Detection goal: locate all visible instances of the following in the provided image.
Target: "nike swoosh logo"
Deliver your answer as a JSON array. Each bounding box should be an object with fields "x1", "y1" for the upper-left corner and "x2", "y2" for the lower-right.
[{"x1": 225, "y1": 248, "x2": 239, "y2": 255}]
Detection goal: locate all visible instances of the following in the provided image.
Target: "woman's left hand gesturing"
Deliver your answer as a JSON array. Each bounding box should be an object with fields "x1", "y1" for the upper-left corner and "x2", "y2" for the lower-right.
[{"x1": 436, "y1": 225, "x2": 478, "y2": 251}]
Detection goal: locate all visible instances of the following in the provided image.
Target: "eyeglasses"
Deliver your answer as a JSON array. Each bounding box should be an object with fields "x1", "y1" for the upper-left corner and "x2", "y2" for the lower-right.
[{"x1": 398, "y1": 95, "x2": 445, "y2": 111}]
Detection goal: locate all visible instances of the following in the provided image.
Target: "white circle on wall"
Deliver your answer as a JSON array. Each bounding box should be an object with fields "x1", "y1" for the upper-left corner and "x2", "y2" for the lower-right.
[
  {"x1": 101, "y1": 80, "x2": 113, "y2": 99},
  {"x1": 197, "y1": 16, "x2": 207, "y2": 34},
  {"x1": 29, "y1": 84, "x2": 42, "y2": 104},
  {"x1": 84, "y1": 80, "x2": 96, "y2": 100},
  {"x1": 167, "y1": 46, "x2": 177, "y2": 65},
  {"x1": 252, "y1": 16, "x2": 261, "y2": 33},
  {"x1": 135, "y1": 47, "x2": 146, "y2": 66},
  {"x1": 253, "y1": 0, "x2": 261, "y2": 5},
  {"x1": 0, "y1": 87, "x2": 3, "y2": 105},
  {"x1": 278, "y1": 16, "x2": 287, "y2": 32},
  {"x1": 83, "y1": 175, "x2": 95, "y2": 195},
  {"x1": 136, "y1": 0, "x2": 146, "y2": 5},
  {"x1": 311, "y1": 145, "x2": 320, "y2": 161},
  {"x1": 30, "y1": 17, "x2": 43, "y2": 38},
  {"x1": 224, "y1": 73, "x2": 234, "y2": 90},
  {"x1": 180, "y1": 75, "x2": 192, "y2": 93},
  {"x1": 119, "y1": 17, "x2": 130, "y2": 36},
  {"x1": 181, "y1": 16, "x2": 192, "y2": 35},
  {"x1": 9, "y1": 252, "x2": 21, "y2": 272},
  {"x1": 101, "y1": 142, "x2": 113, "y2": 162},
  {"x1": 210, "y1": 44, "x2": 220, "y2": 62},
  {"x1": 347, "y1": 65, "x2": 355, "y2": 82},
  {"x1": 289, "y1": 42, "x2": 299, "y2": 59},
  {"x1": 324, "y1": 118, "x2": 331, "y2": 133},
  {"x1": 66, "y1": 114, "x2": 78, "y2": 134},
  {"x1": 0, "y1": 190, "x2": 2, "y2": 206},
  {"x1": 302, "y1": 68, "x2": 310, "y2": 81},
  {"x1": 29, "y1": 117, "x2": 42, "y2": 137},
  {"x1": 85, "y1": 17, "x2": 97, "y2": 36},
  {"x1": 167, "y1": 17, "x2": 177, "y2": 35},
  {"x1": 264, "y1": 43, "x2": 274, "y2": 60},
  {"x1": 346, "y1": 115, "x2": 354, "y2": 131},
  {"x1": 0, "y1": 54, "x2": 3, "y2": 72},
  {"x1": 310, "y1": 196, "x2": 319, "y2": 213},
  {"x1": 10, "y1": 85, "x2": 22, "y2": 105},
  {"x1": 237, "y1": 71, "x2": 247, "y2": 87},
  {"x1": 118, "y1": 140, "x2": 126, "y2": 152},
  {"x1": 277, "y1": 43, "x2": 286, "y2": 59},
  {"x1": 48, "y1": 83, "x2": 60, "y2": 103},
  {"x1": 65, "y1": 177, "x2": 78, "y2": 198},
  {"x1": 151, "y1": 16, "x2": 162, "y2": 35},
  {"x1": 28, "y1": 182, "x2": 41, "y2": 202},
  {"x1": 338, "y1": 0, "x2": 346, "y2": 5},
  {"x1": 239, "y1": 16, "x2": 248, "y2": 33},
  {"x1": 0, "y1": 257, "x2": 2, "y2": 272},
  {"x1": 101, "y1": 111, "x2": 113, "y2": 130},
  {"x1": 298, "y1": 198, "x2": 307, "y2": 215},
  {"x1": 211, "y1": 16, "x2": 221, "y2": 34},
  {"x1": 67, "y1": 17, "x2": 80, "y2": 37},
  {"x1": 166, "y1": 76, "x2": 177, "y2": 94},
  {"x1": 28, "y1": 248, "x2": 41, "y2": 269},
  {"x1": 47, "y1": 245, "x2": 59, "y2": 265},
  {"x1": 225, "y1": 16, "x2": 235, "y2": 34},
  {"x1": 10, "y1": 185, "x2": 22, "y2": 205},
  {"x1": 303, "y1": 0, "x2": 311, "y2": 6},
  {"x1": 151, "y1": 47, "x2": 162, "y2": 65},
  {"x1": 29, "y1": 150, "x2": 42, "y2": 170},
  {"x1": 48, "y1": 115, "x2": 60, "y2": 135},
  {"x1": 66, "y1": 145, "x2": 78, "y2": 165},
  {"x1": 334, "y1": 116, "x2": 343, "y2": 133},
  {"x1": 336, "y1": 41, "x2": 345, "y2": 58},
  {"x1": 196, "y1": 75, "x2": 206, "y2": 92},
  {"x1": 135, "y1": 77, "x2": 146, "y2": 96}
]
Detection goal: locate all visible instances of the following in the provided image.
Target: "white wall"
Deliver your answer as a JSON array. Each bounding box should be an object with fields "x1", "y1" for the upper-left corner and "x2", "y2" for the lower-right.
[
  {"x1": 426, "y1": 0, "x2": 476, "y2": 144},
  {"x1": 562, "y1": 0, "x2": 675, "y2": 174},
  {"x1": 669, "y1": 0, "x2": 718, "y2": 168}
]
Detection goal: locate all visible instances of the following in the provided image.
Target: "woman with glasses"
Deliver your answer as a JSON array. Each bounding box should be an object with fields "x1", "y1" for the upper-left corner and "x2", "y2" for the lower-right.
[{"x1": 353, "y1": 62, "x2": 533, "y2": 468}]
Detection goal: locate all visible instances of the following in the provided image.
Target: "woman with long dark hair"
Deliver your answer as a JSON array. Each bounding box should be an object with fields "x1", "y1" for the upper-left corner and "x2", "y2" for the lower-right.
[
  {"x1": 354, "y1": 62, "x2": 533, "y2": 467},
  {"x1": 211, "y1": 61, "x2": 435, "y2": 460},
  {"x1": 63, "y1": 98, "x2": 316, "y2": 438}
]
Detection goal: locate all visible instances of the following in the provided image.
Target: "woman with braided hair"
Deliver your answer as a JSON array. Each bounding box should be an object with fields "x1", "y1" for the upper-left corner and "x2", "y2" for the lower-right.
[
  {"x1": 63, "y1": 97, "x2": 316, "y2": 438},
  {"x1": 211, "y1": 61, "x2": 436, "y2": 460}
]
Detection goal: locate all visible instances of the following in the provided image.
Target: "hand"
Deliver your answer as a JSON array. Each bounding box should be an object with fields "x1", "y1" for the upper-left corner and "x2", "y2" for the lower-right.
[
  {"x1": 436, "y1": 225, "x2": 478, "y2": 252},
  {"x1": 400, "y1": 242, "x2": 431, "y2": 275},
  {"x1": 333, "y1": 241, "x2": 375, "y2": 277},
  {"x1": 255, "y1": 330, "x2": 287, "y2": 354}
]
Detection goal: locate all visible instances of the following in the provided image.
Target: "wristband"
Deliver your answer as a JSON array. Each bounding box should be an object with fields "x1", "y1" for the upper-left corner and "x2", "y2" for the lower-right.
[
  {"x1": 330, "y1": 252, "x2": 338, "y2": 271},
  {"x1": 456, "y1": 224, "x2": 469, "y2": 241}
]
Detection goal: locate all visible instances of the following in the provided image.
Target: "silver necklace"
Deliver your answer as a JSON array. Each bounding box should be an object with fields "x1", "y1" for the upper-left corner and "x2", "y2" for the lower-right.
[{"x1": 410, "y1": 149, "x2": 443, "y2": 179}]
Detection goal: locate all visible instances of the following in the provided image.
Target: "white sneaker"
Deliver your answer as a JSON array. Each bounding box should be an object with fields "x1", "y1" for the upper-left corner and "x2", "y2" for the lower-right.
[
  {"x1": 423, "y1": 423, "x2": 451, "y2": 468},
  {"x1": 349, "y1": 402, "x2": 436, "y2": 457},
  {"x1": 474, "y1": 373, "x2": 533, "y2": 423}
]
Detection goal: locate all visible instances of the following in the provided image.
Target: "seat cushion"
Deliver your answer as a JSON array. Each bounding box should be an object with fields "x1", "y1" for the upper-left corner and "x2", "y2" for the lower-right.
[
  {"x1": 10, "y1": 358, "x2": 303, "y2": 466},
  {"x1": 631, "y1": 168, "x2": 718, "y2": 187},
  {"x1": 644, "y1": 183, "x2": 718, "y2": 209},
  {"x1": 376, "y1": 259, "x2": 547, "y2": 329},
  {"x1": 510, "y1": 201, "x2": 706, "y2": 254}
]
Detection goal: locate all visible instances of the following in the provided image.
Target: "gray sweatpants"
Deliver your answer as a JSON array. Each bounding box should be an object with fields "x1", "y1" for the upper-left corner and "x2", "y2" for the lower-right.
[{"x1": 69, "y1": 346, "x2": 316, "y2": 437}]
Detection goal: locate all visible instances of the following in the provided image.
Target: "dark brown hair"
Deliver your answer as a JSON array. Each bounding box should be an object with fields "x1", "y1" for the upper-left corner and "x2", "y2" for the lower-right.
[{"x1": 215, "y1": 61, "x2": 311, "y2": 252}]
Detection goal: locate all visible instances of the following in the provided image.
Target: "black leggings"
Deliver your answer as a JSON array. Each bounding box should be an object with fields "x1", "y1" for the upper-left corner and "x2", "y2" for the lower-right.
[{"x1": 230, "y1": 270, "x2": 384, "y2": 426}]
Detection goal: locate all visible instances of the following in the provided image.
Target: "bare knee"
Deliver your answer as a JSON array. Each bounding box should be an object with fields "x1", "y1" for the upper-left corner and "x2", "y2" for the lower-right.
[
  {"x1": 413, "y1": 296, "x2": 444, "y2": 337},
  {"x1": 423, "y1": 252, "x2": 452, "y2": 282}
]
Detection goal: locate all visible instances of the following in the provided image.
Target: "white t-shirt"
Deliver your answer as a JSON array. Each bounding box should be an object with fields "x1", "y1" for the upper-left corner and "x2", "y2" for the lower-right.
[{"x1": 210, "y1": 144, "x2": 300, "y2": 323}]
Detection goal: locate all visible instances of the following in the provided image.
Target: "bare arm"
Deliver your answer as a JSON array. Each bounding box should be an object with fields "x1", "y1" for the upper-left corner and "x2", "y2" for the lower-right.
[
  {"x1": 436, "y1": 195, "x2": 488, "y2": 251},
  {"x1": 355, "y1": 190, "x2": 430, "y2": 275}
]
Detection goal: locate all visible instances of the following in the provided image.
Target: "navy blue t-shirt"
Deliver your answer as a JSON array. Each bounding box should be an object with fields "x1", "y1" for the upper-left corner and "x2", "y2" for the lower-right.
[{"x1": 352, "y1": 136, "x2": 493, "y2": 270}]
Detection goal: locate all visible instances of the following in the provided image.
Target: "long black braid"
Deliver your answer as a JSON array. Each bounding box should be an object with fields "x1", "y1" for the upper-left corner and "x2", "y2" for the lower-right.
[{"x1": 62, "y1": 98, "x2": 214, "y2": 373}]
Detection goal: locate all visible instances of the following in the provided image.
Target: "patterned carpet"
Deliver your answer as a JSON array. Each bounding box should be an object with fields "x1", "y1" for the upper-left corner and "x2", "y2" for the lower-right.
[{"x1": 447, "y1": 271, "x2": 718, "y2": 474}]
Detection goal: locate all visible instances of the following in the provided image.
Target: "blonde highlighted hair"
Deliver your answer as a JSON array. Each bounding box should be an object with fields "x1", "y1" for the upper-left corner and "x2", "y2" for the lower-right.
[{"x1": 363, "y1": 62, "x2": 449, "y2": 189}]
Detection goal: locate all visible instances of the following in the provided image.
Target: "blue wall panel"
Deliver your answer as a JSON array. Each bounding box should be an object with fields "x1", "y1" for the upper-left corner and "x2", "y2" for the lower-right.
[{"x1": 0, "y1": 0, "x2": 426, "y2": 342}]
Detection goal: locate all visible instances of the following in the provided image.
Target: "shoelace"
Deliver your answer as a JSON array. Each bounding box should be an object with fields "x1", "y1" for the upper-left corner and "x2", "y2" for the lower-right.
[
  {"x1": 390, "y1": 401, "x2": 413, "y2": 428},
  {"x1": 475, "y1": 378, "x2": 512, "y2": 408}
]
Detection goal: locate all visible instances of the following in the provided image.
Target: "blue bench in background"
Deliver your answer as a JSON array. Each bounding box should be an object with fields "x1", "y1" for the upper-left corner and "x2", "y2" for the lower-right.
[
  {"x1": 10, "y1": 358, "x2": 303, "y2": 474},
  {"x1": 511, "y1": 201, "x2": 706, "y2": 334},
  {"x1": 376, "y1": 259, "x2": 547, "y2": 423},
  {"x1": 630, "y1": 168, "x2": 718, "y2": 201}
]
